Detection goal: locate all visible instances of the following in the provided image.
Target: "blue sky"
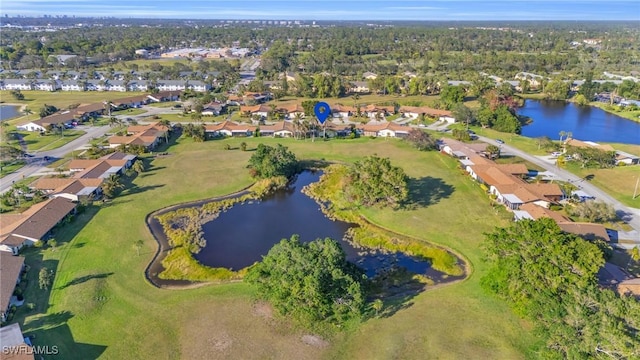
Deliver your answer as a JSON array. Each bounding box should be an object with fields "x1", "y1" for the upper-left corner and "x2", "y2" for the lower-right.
[{"x1": 2, "y1": 0, "x2": 639, "y2": 20}]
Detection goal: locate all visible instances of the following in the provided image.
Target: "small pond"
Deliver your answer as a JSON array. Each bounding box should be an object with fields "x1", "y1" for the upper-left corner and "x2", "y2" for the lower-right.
[
  {"x1": 194, "y1": 171, "x2": 433, "y2": 278},
  {"x1": 0, "y1": 105, "x2": 20, "y2": 121}
]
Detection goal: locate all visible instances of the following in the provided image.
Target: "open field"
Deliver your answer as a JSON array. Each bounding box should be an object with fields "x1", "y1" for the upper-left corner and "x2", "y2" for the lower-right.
[
  {"x1": 563, "y1": 162, "x2": 640, "y2": 208},
  {"x1": 14, "y1": 136, "x2": 537, "y2": 359},
  {"x1": 19, "y1": 130, "x2": 85, "y2": 152}
]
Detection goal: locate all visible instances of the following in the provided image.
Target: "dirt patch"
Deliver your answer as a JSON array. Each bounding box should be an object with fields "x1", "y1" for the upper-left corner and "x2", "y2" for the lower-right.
[
  {"x1": 252, "y1": 301, "x2": 274, "y2": 320},
  {"x1": 208, "y1": 332, "x2": 233, "y2": 352},
  {"x1": 301, "y1": 335, "x2": 329, "y2": 348}
]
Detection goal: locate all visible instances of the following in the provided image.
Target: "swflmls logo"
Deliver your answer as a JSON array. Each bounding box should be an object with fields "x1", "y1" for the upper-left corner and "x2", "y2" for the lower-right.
[{"x1": 2, "y1": 345, "x2": 60, "y2": 355}]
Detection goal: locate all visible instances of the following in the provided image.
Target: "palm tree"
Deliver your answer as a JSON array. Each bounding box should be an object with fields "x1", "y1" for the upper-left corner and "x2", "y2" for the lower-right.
[
  {"x1": 566, "y1": 131, "x2": 573, "y2": 141},
  {"x1": 109, "y1": 117, "x2": 119, "y2": 128},
  {"x1": 372, "y1": 299, "x2": 383, "y2": 317},
  {"x1": 158, "y1": 119, "x2": 172, "y2": 143},
  {"x1": 132, "y1": 159, "x2": 145, "y2": 174},
  {"x1": 559, "y1": 130, "x2": 566, "y2": 142},
  {"x1": 102, "y1": 174, "x2": 124, "y2": 199},
  {"x1": 351, "y1": 94, "x2": 360, "y2": 109},
  {"x1": 22, "y1": 107, "x2": 33, "y2": 117}
]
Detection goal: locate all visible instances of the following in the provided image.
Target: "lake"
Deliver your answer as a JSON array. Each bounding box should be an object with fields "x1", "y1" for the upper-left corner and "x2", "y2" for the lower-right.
[
  {"x1": 194, "y1": 171, "x2": 435, "y2": 278},
  {"x1": 518, "y1": 100, "x2": 640, "y2": 145},
  {"x1": 0, "y1": 105, "x2": 20, "y2": 121}
]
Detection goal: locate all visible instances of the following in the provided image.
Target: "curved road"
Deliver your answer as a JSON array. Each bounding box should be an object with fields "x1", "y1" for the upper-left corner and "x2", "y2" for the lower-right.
[{"x1": 478, "y1": 135, "x2": 640, "y2": 244}]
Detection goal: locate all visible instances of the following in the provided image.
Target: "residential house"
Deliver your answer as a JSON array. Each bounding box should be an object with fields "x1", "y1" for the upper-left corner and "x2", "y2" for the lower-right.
[
  {"x1": 106, "y1": 80, "x2": 127, "y2": 92},
  {"x1": 0, "y1": 253, "x2": 25, "y2": 322},
  {"x1": 17, "y1": 112, "x2": 76, "y2": 132},
  {"x1": 74, "y1": 103, "x2": 106, "y2": 120},
  {"x1": 33, "y1": 80, "x2": 59, "y2": 91},
  {"x1": 0, "y1": 322, "x2": 33, "y2": 359},
  {"x1": 398, "y1": 106, "x2": 453, "y2": 120},
  {"x1": 280, "y1": 104, "x2": 305, "y2": 119},
  {"x1": 147, "y1": 91, "x2": 182, "y2": 102},
  {"x1": 332, "y1": 104, "x2": 357, "y2": 119},
  {"x1": 349, "y1": 81, "x2": 370, "y2": 93},
  {"x1": 260, "y1": 121, "x2": 295, "y2": 137},
  {"x1": 515, "y1": 72, "x2": 544, "y2": 87},
  {"x1": 85, "y1": 80, "x2": 106, "y2": 91},
  {"x1": 362, "y1": 72, "x2": 378, "y2": 80},
  {"x1": 2, "y1": 79, "x2": 33, "y2": 91},
  {"x1": 31, "y1": 177, "x2": 104, "y2": 202},
  {"x1": 557, "y1": 221, "x2": 611, "y2": 242},
  {"x1": 439, "y1": 138, "x2": 488, "y2": 159},
  {"x1": 204, "y1": 121, "x2": 255, "y2": 137},
  {"x1": 60, "y1": 80, "x2": 85, "y2": 91},
  {"x1": 187, "y1": 80, "x2": 211, "y2": 92},
  {"x1": 513, "y1": 203, "x2": 570, "y2": 222},
  {"x1": 156, "y1": 80, "x2": 187, "y2": 92},
  {"x1": 108, "y1": 122, "x2": 169, "y2": 150},
  {"x1": 240, "y1": 104, "x2": 271, "y2": 119},
  {"x1": 0, "y1": 197, "x2": 77, "y2": 255},
  {"x1": 358, "y1": 122, "x2": 410, "y2": 138},
  {"x1": 361, "y1": 104, "x2": 394, "y2": 118},
  {"x1": 615, "y1": 150, "x2": 640, "y2": 165},
  {"x1": 127, "y1": 81, "x2": 149, "y2": 92},
  {"x1": 279, "y1": 72, "x2": 296, "y2": 82},
  {"x1": 201, "y1": 102, "x2": 225, "y2": 116},
  {"x1": 111, "y1": 95, "x2": 150, "y2": 109}
]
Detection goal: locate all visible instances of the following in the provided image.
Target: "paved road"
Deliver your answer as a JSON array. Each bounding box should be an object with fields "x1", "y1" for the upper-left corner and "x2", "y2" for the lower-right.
[
  {"x1": 477, "y1": 135, "x2": 640, "y2": 245},
  {"x1": 0, "y1": 105, "x2": 182, "y2": 193}
]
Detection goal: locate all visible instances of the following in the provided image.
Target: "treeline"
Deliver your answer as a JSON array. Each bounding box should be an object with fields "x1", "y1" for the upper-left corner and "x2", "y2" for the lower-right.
[
  {"x1": 482, "y1": 218, "x2": 640, "y2": 359},
  {"x1": 1, "y1": 24, "x2": 639, "y2": 78}
]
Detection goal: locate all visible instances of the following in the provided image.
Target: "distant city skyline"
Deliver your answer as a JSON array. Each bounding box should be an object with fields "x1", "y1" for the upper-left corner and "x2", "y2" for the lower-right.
[{"x1": 2, "y1": 0, "x2": 639, "y2": 21}]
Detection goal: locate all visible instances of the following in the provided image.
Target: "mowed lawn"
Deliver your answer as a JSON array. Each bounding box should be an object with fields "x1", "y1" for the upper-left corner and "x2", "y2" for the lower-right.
[{"x1": 17, "y1": 136, "x2": 538, "y2": 359}]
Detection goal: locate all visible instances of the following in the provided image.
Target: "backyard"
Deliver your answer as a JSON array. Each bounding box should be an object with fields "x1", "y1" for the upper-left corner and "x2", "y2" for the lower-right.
[{"x1": 13, "y1": 136, "x2": 537, "y2": 359}]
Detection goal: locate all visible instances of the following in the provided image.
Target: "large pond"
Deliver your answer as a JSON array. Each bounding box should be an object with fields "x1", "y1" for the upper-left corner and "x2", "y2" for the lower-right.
[
  {"x1": 518, "y1": 100, "x2": 640, "y2": 145},
  {"x1": 0, "y1": 105, "x2": 20, "y2": 121},
  {"x1": 194, "y1": 171, "x2": 438, "y2": 278}
]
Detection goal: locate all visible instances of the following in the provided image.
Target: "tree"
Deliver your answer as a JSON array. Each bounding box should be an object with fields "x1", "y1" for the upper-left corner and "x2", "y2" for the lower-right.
[
  {"x1": 158, "y1": 119, "x2": 172, "y2": 143},
  {"x1": 545, "y1": 78, "x2": 570, "y2": 101},
  {"x1": 245, "y1": 235, "x2": 366, "y2": 327},
  {"x1": 21, "y1": 106, "x2": 33, "y2": 116},
  {"x1": 39, "y1": 104, "x2": 58, "y2": 118},
  {"x1": 439, "y1": 85, "x2": 465, "y2": 110},
  {"x1": 451, "y1": 103, "x2": 474, "y2": 129},
  {"x1": 482, "y1": 218, "x2": 640, "y2": 359},
  {"x1": 371, "y1": 299, "x2": 383, "y2": 317},
  {"x1": 573, "y1": 93, "x2": 589, "y2": 106},
  {"x1": 405, "y1": 129, "x2": 437, "y2": 151},
  {"x1": 39, "y1": 267, "x2": 53, "y2": 290},
  {"x1": 247, "y1": 144, "x2": 298, "y2": 179},
  {"x1": 347, "y1": 155, "x2": 408, "y2": 208},
  {"x1": 485, "y1": 144, "x2": 501, "y2": 159},
  {"x1": 491, "y1": 105, "x2": 521, "y2": 134},
  {"x1": 10, "y1": 90, "x2": 24, "y2": 100},
  {"x1": 102, "y1": 174, "x2": 124, "y2": 198},
  {"x1": 240, "y1": 142, "x2": 247, "y2": 151},
  {"x1": 132, "y1": 159, "x2": 145, "y2": 174},
  {"x1": 568, "y1": 200, "x2": 617, "y2": 223}
]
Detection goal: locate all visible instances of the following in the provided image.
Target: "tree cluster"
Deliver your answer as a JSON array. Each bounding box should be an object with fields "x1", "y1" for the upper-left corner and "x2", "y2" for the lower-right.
[
  {"x1": 482, "y1": 218, "x2": 640, "y2": 359},
  {"x1": 182, "y1": 123, "x2": 206, "y2": 142},
  {"x1": 568, "y1": 200, "x2": 617, "y2": 223},
  {"x1": 246, "y1": 235, "x2": 366, "y2": 327},
  {"x1": 247, "y1": 144, "x2": 299, "y2": 179},
  {"x1": 566, "y1": 146, "x2": 616, "y2": 168},
  {"x1": 347, "y1": 155, "x2": 408, "y2": 208},
  {"x1": 405, "y1": 129, "x2": 437, "y2": 151}
]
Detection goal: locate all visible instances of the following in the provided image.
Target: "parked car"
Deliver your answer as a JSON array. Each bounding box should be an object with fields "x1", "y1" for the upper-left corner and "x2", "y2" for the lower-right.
[
  {"x1": 551, "y1": 151, "x2": 562, "y2": 158},
  {"x1": 496, "y1": 139, "x2": 504, "y2": 144}
]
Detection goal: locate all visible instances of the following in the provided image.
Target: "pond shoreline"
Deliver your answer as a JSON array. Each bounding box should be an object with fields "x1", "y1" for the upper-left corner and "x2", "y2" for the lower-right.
[
  {"x1": 145, "y1": 168, "x2": 470, "y2": 291},
  {"x1": 144, "y1": 187, "x2": 252, "y2": 289}
]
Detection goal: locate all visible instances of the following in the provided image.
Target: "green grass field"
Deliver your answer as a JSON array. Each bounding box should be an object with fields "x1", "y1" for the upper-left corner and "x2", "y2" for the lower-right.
[
  {"x1": 12, "y1": 136, "x2": 538, "y2": 359},
  {"x1": 19, "y1": 130, "x2": 85, "y2": 152}
]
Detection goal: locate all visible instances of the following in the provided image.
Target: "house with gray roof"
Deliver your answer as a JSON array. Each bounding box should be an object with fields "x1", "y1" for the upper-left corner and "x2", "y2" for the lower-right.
[{"x1": 2, "y1": 79, "x2": 33, "y2": 91}]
